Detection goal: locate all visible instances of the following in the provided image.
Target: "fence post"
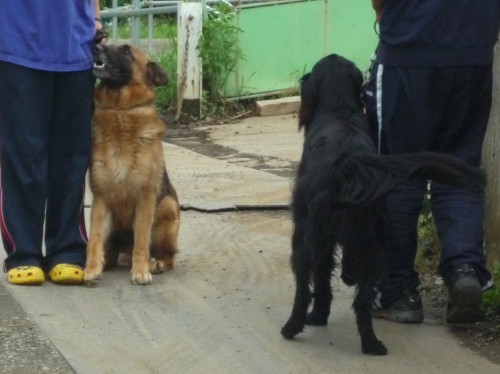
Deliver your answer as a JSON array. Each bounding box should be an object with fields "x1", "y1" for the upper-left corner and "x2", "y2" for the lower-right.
[
  {"x1": 176, "y1": 2, "x2": 203, "y2": 120},
  {"x1": 482, "y1": 38, "x2": 500, "y2": 265},
  {"x1": 132, "y1": 0, "x2": 141, "y2": 46}
]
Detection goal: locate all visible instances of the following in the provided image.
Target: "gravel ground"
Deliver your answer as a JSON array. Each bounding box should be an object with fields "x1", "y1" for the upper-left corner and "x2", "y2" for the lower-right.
[{"x1": 0, "y1": 284, "x2": 75, "y2": 374}]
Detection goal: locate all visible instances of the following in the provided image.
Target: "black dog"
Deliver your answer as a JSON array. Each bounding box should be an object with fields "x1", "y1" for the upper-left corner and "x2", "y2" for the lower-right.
[{"x1": 280, "y1": 54, "x2": 486, "y2": 355}]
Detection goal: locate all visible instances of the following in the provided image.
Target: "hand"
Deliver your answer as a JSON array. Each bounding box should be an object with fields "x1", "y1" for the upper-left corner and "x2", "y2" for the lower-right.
[
  {"x1": 95, "y1": 18, "x2": 103, "y2": 30},
  {"x1": 94, "y1": 28, "x2": 108, "y2": 45},
  {"x1": 371, "y1": 0, "x2": 388, "y2": 22}
]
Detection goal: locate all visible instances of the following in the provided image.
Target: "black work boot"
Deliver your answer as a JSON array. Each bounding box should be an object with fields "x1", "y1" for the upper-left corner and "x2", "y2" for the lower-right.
[
  {"x1": 445, "y1": 264, "x2": 484, "y2": 324},
  {"x1": 372, "y1": 288, "x2": 424, "y2": 324}
]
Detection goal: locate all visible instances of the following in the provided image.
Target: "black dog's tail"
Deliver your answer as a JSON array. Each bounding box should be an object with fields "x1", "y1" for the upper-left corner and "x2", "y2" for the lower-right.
[
  {"x1": 319, "y1": 151, "x2": 486, "y2": 207},
  {"x1": 298, "y1": 151, "x2": 485, "y2": 272}
]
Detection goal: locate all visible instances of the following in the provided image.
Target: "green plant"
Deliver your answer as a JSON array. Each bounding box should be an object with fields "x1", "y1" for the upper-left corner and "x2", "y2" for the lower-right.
[
  {"x1": 152, "y1": 49, "x2": 177, "y2": 113},
  {"x1": 415, "y1": 201, "x2": 500, "y2": 316},
  {"x1": 101, "y1": 0, "x2": 128, "y2": 8},
  {"x1": 415, "y1": 195, "x2": 442, "y2": 273},
  {"x1": 483, "y1": 262, "x2": 500, "y2": 315},
  {"x1": 111, "y1": 15, "x2": 177, "y2": 40},
  {"x1": 198, "y1": 4, "x2": 244, "y2": 105},
  {"x1": 103, "y1": 5, "x2": 250, "y2": 119},
  {"x1": 147, "y1": 17, "x2": 178, "y2": 114}
]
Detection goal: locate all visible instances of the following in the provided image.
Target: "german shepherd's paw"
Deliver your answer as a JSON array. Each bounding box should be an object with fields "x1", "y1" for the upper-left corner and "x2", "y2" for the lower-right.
[
  {"x1": 150, "y1": 257, "x2": 174, "y2": 274},
  {"x1": 131, "y1": 269, "x2": 153, "y2": 285},
  {"x1": 84, "y1": 268, "x2": 103, "y2": 286},
  {"x1": 84, "y1": 255, "x2": 104, "y2": 286}
]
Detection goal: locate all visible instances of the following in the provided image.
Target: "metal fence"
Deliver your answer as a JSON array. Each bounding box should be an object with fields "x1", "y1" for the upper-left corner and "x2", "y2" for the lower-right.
[
  {"x1": 100, "y1": 0, "x2": 178, "y2": 51},
  {"x1": 100, "y1": 0, "x2": 294, "y2": 53},
  {"x1": 100, "y1": 0, "x2": 233, "y2": 52}
]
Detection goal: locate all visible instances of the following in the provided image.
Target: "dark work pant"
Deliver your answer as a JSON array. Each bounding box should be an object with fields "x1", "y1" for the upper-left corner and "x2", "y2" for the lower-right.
[
  {"x1": 0, "y1": 61, "x2": 94, "y2": 272},
  {"x1": 364, "y1": 63, "x2": 493, "y2": 307}
]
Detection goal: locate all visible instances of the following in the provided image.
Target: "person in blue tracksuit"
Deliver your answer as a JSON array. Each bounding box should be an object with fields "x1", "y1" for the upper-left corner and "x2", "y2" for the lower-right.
[
  {"x1": 365, "y1": 0, "x2": 499, "y2": 323},
  {"x1": 0, "y1": 1, "x2": 105, "y2": 285}
]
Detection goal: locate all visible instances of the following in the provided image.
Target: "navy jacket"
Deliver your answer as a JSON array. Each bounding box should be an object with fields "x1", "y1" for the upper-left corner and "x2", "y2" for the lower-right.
[{"x1": 377, "y1": 0, "x2": 500, "y2": 67}]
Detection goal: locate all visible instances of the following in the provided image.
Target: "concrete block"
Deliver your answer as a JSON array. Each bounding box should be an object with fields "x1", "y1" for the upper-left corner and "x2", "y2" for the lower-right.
[{"x1": 256, "y1": 96, "x2": 300, "y2": 116}]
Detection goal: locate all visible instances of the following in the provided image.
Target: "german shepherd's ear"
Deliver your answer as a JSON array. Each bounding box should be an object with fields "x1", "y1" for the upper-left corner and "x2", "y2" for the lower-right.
[{"x1": 146, "y1": 61, "x2": 168, "y2": 87}]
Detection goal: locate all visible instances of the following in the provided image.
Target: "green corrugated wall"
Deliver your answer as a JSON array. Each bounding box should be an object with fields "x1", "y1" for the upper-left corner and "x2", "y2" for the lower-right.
[{"x1": 227, "y1": 0, "x2": 379, "y2": 97}]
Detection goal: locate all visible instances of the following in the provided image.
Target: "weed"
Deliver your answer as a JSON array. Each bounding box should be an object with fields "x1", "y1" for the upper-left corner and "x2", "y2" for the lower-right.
[
  {"x1": 415, "y1": 198, "x2": 500, "y2": 315},
  {"x1": 110, "y1": 15, "x2": 177, "y2": 40},
  {"x1": 148, "y1": 18, "x2": 178, "y2": 113},
  {"x1": 198, "y1": 4, "x2": 244, "y2": 106},
  {"x1": 484, "y1": 262, "x2": 500, "y2": 315},
  {"x1": 416, "y1": 196, "x2": 441, "y2": 274},
  {"x1": 152, "y1": 49, "x2": 177, "y2": 113},
  {"x1": 101, "y1": 0, "x2": 128, "y2": 8},
  {"x1": 103, "y1": 5, "x2": 247, "y2": 118}
]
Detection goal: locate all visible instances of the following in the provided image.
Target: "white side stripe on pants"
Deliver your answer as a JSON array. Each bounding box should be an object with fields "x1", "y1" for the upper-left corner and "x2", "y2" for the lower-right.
[{"x1": 376, "y1": 64, "x2": 384, "y2": 154}]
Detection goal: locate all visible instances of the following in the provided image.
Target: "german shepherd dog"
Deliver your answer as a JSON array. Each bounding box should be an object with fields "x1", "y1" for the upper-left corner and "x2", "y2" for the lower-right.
[
  {"x1": 280, "y1": 54, "x2": 486, "y2": 354},
  {"x1": 84, "y1": 44, "x2": 180, "y2": 286}
]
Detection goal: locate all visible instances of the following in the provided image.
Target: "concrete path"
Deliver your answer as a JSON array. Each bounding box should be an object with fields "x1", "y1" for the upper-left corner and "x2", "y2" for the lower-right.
[{"x1": 0, "y1": 114, "x2": 498, "y2": 373}]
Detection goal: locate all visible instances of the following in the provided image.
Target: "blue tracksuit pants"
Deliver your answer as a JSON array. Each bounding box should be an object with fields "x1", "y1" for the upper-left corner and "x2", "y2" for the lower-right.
[
  {"x1": 364, "y1": 63, "x2": 493, "y2": 307},
  {"x1": 0, "y1": 61, "x2": 94, "y2": 272}
]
